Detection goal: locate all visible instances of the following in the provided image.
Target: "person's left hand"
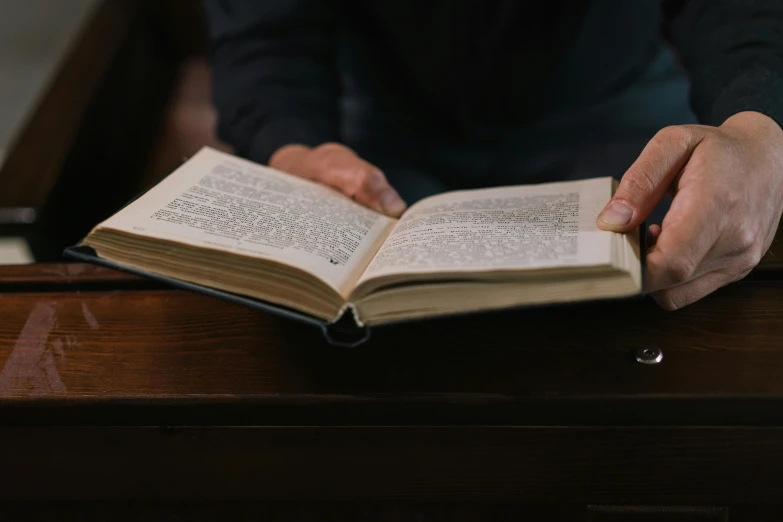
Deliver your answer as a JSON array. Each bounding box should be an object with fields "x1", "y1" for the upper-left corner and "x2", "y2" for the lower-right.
[{"x1": 596, "y1": 111, "x2": 783, "y2": 310}]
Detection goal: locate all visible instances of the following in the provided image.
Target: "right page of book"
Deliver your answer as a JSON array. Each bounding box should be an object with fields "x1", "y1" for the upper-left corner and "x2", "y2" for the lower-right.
[{"x1": 357, "y1": 177, "x2": 614, "y2": 283}]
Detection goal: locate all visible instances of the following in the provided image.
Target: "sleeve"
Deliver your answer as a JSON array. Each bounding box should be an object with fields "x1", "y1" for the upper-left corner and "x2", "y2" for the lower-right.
[
  {"x1": 202, "y1": 0, "x2": 341, "y2": 164},
  {"x1": 663, "y1": 0, "x2": 783, "y2": 129}
]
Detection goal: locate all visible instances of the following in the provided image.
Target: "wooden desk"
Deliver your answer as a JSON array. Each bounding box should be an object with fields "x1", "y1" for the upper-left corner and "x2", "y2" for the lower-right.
[{"x1": 1, "y1": 261, "x2": 783, "y2": 520}]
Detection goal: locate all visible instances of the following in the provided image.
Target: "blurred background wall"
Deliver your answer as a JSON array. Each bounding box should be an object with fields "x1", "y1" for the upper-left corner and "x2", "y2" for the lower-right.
[
  {"x1": 0, "y1": 0, "x2": 97, "y2": 157},
  {"x1": 0, "y1": 0, "x2": 228, "y2": 264}
]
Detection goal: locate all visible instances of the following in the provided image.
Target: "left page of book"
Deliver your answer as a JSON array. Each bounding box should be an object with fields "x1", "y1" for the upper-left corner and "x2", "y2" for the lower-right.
[{"x1": 91, "y1": 147, "x2": 396, "y2": 297}]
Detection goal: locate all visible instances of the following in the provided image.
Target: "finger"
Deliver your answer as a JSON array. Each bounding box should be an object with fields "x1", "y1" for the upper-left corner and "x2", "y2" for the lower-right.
[
  {"x1": 644, "y1": 182, "x2": 724, "y2": 292},
  {"x1": 651, "y1": 269, "x2": 740, "y2": 311},
  {"x1": 319, "y1": 156, "x2": 407, "y2": 217},
  {"x1": 597, "y1": 125, "x2": 706, "y2": 232},
  {"x1": 647, "y1": 224, "x2": 662, "y2": 245},
  {"x1": 270, "y1": 144, "x2": 407, "y2": 217},
  {"x1": 348, "y1": 166, "x2": 408, "y2": 217}
]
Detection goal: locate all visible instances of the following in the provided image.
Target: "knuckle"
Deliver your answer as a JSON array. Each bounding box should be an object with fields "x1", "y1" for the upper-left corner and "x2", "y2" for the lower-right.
[
  {"x1": 344, "y1": 168, "x2": 372, "y2": 196},
  {"x1": 316, "y1": 142, "x2": 348, "y2": 155},
  {"x1": 713, "y1": 186, "x2": 740, "y2": 209},
  {"x1": 622, "y1": 169, "x2": 657, "y2": 198},
  {"x1": 734, "y1": 224, "x2": 760, "y2": 253},
  {"x1": 315, "y1": 144, "x2": 352, "y2": 167},
  {"x1": 653, "y1": 125, "x2": 692, "y2": 151},
  {"x1": 317, "y1": 154, "x2": 341, "y2": 173},
  {"x1": 723, "y1": 223, "x2": 764, "y2": 268},
  {"x1": 663, "y1": 255, "x2": 696, "y2": 284}
]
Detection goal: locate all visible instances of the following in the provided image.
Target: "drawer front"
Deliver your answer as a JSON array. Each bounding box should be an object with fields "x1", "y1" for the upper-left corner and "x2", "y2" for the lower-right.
[{"x1": 588, "y1": 506, "x2": 728, "y2": 521}]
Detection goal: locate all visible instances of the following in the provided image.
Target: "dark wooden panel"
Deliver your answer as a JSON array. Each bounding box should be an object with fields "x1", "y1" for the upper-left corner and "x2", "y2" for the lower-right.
[
  {"x1": 731, "y1": 505, "x2": 783, "y2": 522},
  {"x1": 587, "y1": 506, "x2": 728, "y2": 521},
  {"x1": 0, "y1": 263, "x2": 139, "y2": 286},
  {"x1": 2, "y1": 280, "x2": 783, "y2": 425},
  {"x1": 1, "y1": 502, "x2": 779, "y2": 521},
  {"x1": 2, "y1": 426, "x2": 783, "y2": 504},
  {"x1": 0, "y1": 502, "x2": 582, "y2": 522}
]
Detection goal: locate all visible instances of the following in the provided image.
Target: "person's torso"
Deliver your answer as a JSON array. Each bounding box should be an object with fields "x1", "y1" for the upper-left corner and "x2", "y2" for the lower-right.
[{"x1": 332, "y1": 0, "x2": 666, "y2": 137}]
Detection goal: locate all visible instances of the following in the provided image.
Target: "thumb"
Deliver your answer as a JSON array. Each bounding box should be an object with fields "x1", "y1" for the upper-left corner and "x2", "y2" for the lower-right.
[{"x1": 596, "y1": 125, "x2": 705, "y2": 232}]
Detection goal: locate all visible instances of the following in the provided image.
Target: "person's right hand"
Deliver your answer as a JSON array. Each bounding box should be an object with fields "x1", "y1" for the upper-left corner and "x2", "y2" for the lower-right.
[{"x1": 269, "y1": 143, "x2": 407, "y2": 217}]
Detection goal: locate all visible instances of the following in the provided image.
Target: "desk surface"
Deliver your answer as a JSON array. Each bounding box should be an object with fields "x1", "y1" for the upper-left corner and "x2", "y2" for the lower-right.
[
  {"x1": 1, "y1": 260, "x2": 783, "y2": 426},
  {"x1": 2, "y1": 261, "x2": 783, "y2": 509}
]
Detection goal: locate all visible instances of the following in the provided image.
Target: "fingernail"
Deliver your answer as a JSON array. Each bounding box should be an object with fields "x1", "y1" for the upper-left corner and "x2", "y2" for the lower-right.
[
  {"x1": 598, "y1": 201, "x2": 633, "y2": 226},
  {"x1": 379, "y1": 189, "x2": 407, "y2": 216}
]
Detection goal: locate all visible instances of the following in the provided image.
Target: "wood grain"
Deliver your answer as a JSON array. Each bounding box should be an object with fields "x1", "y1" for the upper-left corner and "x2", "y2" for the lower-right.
[
  {"x1": 0, "y1": 427, "x2": 783, "y2": 506},
  {"x1": 2, "y1": 265, "x2": 783, "y2": 511},
  {"x1": 2, "y1": 426, "x2": 783, "y2": 504},
  {"x1": 0, "y1": 502, "x2": 588, "y2": 522},
  {"x1": 0, "y1": 262, "x2": 140, "y2": 286},
  {"x1": 2, "y1": 279, "x2": 783, "y2": 426},
  {"x1": 3, "y1": 503, "x2": 780, "y2": 522}
]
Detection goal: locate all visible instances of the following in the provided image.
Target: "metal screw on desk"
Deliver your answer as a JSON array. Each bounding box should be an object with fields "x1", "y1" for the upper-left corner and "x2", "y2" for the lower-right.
[{"x1": 636, "y1": 346, "x2": 663, "y2": 365}]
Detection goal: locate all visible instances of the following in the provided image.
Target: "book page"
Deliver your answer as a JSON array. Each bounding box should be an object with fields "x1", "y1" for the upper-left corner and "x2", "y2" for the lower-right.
[
  {"x1": 358, "y1": 177, "x2": 614, "y2": 283},
  {"x1": 95, "y1": 147, "x2": 396, "y2": 296}
]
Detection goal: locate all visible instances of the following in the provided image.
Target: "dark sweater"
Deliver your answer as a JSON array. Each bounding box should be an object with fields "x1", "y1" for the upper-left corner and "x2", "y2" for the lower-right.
[{"x1": 203, "y1": 0, "x2": 783, "y2": 164}]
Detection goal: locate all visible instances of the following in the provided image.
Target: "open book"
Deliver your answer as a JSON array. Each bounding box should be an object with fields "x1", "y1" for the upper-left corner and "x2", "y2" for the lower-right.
[{"x1": 68, "y1": 147, "x2": 643, "y2": 342}]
